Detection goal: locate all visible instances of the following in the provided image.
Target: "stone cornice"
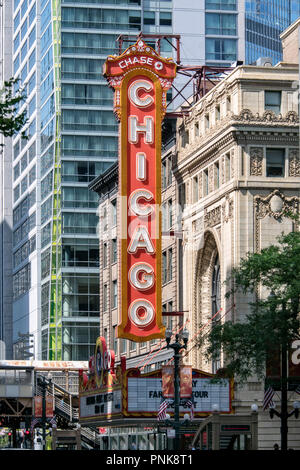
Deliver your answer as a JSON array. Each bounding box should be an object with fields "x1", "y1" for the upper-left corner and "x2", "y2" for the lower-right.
[{"x1": 174, "y1": 109, "x2": 299, "y2": 176}]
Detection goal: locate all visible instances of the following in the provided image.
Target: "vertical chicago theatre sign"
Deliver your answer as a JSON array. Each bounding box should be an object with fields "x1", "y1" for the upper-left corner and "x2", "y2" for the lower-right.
[{"x1": 104, "y1": 39, "x2": 176, "y2": 342}]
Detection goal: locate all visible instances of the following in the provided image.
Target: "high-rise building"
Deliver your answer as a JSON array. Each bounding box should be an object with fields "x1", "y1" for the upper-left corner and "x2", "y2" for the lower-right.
[
  {"x1": 245, "y1": 0, "x2": 300, "y2": 65},
  {"x1": 1, "y1": 0, "x2": 299, "y2": 361}
]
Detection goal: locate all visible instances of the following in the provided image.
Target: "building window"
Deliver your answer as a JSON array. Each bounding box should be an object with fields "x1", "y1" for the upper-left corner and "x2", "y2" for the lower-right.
[
  {"x1": 205, "y1": 114, "x2": 210, "y2": 129},
  {"x1": 194, "y1": 122, "x2": 199, "y2": 138},
  {"x1": 205, "y1": 13, "x2": 236, "y2": 35},
  {"x1": 163, "y1": 301, "x2": 174, "y2": 331},
  {"x1": 168, "y1": 199, "x2": 173, "y2": 229},
  {"x1": 120, "y1": 338, "x2": 127, "y2": 355},
  {"x1": 103, "y1": 242, "x2": 107, "y2": 268},
  {"x1": 178, "y1": 183, "x2": 186, "y2": 210},
  {"x1": 160, "y1": 12, "x2": 172, "y2": 26},
  {"x1": 111, "y1": 199, "x2": 117, "y2": 226},
  {"x1": 162, "y1": 248, "x2": 173, "y2": 284},
  {"x1": 227, "y1": 96, "x2": 231, "y2": 113},
  {"x1": 112, "y1": 279, "x2": 117, "y2": 308},
  {"x1": 193, "y1": 175, "x2": 199, "y2": 203},
  {"x1": 167, "y1": 157, "x2": 172, "y2": 186},
  {"x1": 113, "y1": 326, "x2": 118, "y2": 354},
  {"x1": 205, "y1": 0, "x2": 236, "y2": 10},
  {"x1": 162, "y1": 160, "x2": 167, "y2": 189},
  {"x1": 214, "y1": 162, "x2": 220, "y2": 189},
  {"x1": 215, "y1": 105, "x2": 220, "y2": 121},
  {"x1": 102, "y1": 206, "x2": 107, "y2": 232},
  {"x1": 225, "y1": 152, "x2": 231, "y2": 181},
  {"x1": 130, "y1": 341, "x2": 136, "y2": 351},
  {"x1": 104, "y1": 328, "x2": 108, "y2": 344},
  {"x1": 266, "y1": 148, "x2": 285, "y2": 177},
  {"x1": 211, "y1": 254, "x2": 221, "y2": 374},
  {"x1": 181, "y1": 129, "x2": 189, "y2": 148},
  {"x1": 103, "y1": 283, "x2": 108, "y2": 312},
  {"x1": 203, "y1": 169, "x2": 209, "y2": 196},
  {"x1": 265, "y1": 91, "x2": 281, "y2": 115},
  {"x1": 112, "y1": 238, "x2": 117, "y2": 263},
  {"x1": 144, "y1": 11, "x2": 155, "y2": 25},
  {"x1": 206, "y1": 38, "x2": 237, "y2": 61}
]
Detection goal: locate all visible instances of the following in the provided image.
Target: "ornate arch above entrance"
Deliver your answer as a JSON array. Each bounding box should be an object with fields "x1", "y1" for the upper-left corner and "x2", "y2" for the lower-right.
[{"x1": 193, "y1": 229, "x2": 221, "y2": 371}]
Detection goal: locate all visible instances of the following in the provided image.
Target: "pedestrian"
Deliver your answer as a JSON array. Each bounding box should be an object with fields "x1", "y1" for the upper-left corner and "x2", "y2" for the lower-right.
[{"x1": 273, "y1": 443, "x2": 279, "y2": 450}]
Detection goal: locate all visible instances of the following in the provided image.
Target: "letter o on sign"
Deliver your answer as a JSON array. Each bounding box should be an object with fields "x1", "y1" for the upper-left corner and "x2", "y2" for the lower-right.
[{"x1": 128, "y1": 299, "x2": 155, "y2": 327}]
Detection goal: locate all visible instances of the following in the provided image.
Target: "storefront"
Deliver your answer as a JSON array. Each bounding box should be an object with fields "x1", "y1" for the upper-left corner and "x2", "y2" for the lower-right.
[
  {"x1": 192, "y1": 413, "x2": 258, "y2": 450},
  {"x1": 79, "y1": 337, "x2": 234, "y2": 450}
]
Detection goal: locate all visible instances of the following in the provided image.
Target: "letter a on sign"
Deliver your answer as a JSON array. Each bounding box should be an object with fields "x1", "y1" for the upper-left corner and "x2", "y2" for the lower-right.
[{"x1": 104, "y1": 40, "x2": 176, "y2": 342}]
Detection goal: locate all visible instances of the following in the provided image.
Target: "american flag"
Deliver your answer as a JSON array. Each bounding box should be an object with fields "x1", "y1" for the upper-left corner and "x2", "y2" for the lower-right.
[
  {"x1": 263, "y1": 386, "x2": 275, "y2": 410},
  {"x1": 157, "y1": 400, "x2": 169, "y2": 421},
  {"x1": 30, "y1": 418, "x2": 40, "y2": 432},
  {"x1": 186, "y1": 400, "x2": 194, "y2": 420}
]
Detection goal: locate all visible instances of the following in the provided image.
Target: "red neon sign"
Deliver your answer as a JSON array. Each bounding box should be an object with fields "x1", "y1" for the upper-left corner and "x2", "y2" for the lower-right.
[{"x1": 104, "y1": 40, "x2": 176, "y2": 342}]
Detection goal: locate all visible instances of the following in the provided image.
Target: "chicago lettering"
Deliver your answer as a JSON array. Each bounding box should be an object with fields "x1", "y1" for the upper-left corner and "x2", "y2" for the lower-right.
[{"x1": 127, "y1": 79, "x2": 156, "y2": 328}]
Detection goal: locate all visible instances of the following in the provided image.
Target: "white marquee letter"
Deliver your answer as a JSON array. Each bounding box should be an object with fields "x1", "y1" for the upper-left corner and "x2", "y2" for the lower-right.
[
  {"x1": 129, "y1": 116, "x2": 153, "y2": 144},
  {"x1": 128, "y1": 225, "x2": 155, "y2": 254},
  {"x1": 129, "y1": 189, "x2": 154, "y2": 217},
  {"x1": 129, "y1": 262, "x2": 154, "y2": 290},
  {"x1": 128, "y1": 299, "x2": 155, "y2": 327},
  {"x1": 136, "y1": 153, "x2": 146, "y2": 181},
  {"x1": 129, "y1": 80, "x2": 154, "y2": 108}
]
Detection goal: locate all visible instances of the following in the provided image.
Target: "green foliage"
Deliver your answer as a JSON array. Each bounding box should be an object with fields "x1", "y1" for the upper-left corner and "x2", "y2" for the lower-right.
[
  {"x1": 0, "y1": 77, "x2": 28, "y2": 143},
  {"x1": 200, "y1": 230, "x2": 300, "y2": 384}
]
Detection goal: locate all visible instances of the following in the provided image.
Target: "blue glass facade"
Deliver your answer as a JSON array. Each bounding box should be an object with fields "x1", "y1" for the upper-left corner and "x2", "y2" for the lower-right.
[
  {"x1": 245, "y1": 0, "x2": 300, "y2": 64},
  {"x1": 10, "y1": 0, "x2": 173, "y2": 361}
]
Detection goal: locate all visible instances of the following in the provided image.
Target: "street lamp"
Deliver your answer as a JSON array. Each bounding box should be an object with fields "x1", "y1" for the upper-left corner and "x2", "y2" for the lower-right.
[
  {"x1": 165, "y1": 327, "x2": 189, "y2": 450},
  {"x1": 267, "y1": 292, "x2": 299, "y2": 450},
  {"x1": 269, "y1": 400, "x2": 300, "y2": 421}
]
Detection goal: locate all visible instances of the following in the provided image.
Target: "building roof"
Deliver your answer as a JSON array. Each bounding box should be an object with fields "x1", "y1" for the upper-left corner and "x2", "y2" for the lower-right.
[{"x1": 88, "y1": 161, "x2": 118, "y2": 196}]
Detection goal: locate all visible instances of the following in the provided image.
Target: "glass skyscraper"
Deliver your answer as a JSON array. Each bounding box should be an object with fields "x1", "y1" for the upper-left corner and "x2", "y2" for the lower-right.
[
  {"x1": 245, "y1": 0, "x2": 300, "y2": 64},
  {"x1": 1, "y1": 0, "x2": 300, "y2": 361},
  {"x1": 8, "y1": 0, "x2": 175, "y2": 360}
]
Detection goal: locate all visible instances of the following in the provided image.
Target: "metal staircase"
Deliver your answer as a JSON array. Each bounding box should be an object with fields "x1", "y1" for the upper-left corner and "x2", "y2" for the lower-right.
[{"x1": 35, "y1": 372, "x2": 100, "y2": 449}]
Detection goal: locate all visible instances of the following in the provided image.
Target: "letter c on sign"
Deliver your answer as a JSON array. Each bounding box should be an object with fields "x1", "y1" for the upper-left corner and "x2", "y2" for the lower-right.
[
  {"x1": 128, "y1": 299, "x2": 155, "y2": 327},
  {"x1": 128, "y1": 80, "x2": 154, "y2": 108},
  {"x1": 129, "y1": 189, "x2": 154, "y2": 217}
]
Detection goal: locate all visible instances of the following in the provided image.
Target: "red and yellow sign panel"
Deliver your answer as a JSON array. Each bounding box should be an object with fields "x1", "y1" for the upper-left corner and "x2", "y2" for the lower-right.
[
  {"x1": 104, "y1": 40, "x2": 176, "y2": 342},
  {"x1": 162, "y1": 365, "x2": 174, "y2": 398}
]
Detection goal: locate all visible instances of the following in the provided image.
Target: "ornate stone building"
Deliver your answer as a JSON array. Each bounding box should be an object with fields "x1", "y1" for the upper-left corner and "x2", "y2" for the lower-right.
[{"x1": 174, "y1": 60, "x2": 300, "y2": 448}]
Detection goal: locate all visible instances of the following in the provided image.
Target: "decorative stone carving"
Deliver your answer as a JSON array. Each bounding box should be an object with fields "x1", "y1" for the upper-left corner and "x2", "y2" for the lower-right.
[
  {"x1": 250, "y1": 147, "x2": 263, "y2": 176},
  {"x1": 255, "y1": 189, "x2": 299, "y2": 220},
  {"x1": 288, "y1": 149, "x2": 300, "y2": 177},
  {"x1": 204, "y1": 206, "x2": 221, "y2": 227},
  {"x1": 222, "y1": 195, "x2": 233, "y2": 223},
  {"x1": 232, "y1": 108, "x2": 299, "y2": 124}
]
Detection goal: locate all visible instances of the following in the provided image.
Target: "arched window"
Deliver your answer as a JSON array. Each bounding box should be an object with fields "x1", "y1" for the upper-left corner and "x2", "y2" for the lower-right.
[{"x1": 211, "y1": 254, "x2": 221, "y2": 374}]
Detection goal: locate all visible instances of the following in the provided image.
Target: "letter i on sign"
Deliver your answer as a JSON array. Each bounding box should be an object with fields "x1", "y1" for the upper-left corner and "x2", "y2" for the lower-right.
[{"x1": 104, "y1": 39, "x2": 176, "y2": 342}]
